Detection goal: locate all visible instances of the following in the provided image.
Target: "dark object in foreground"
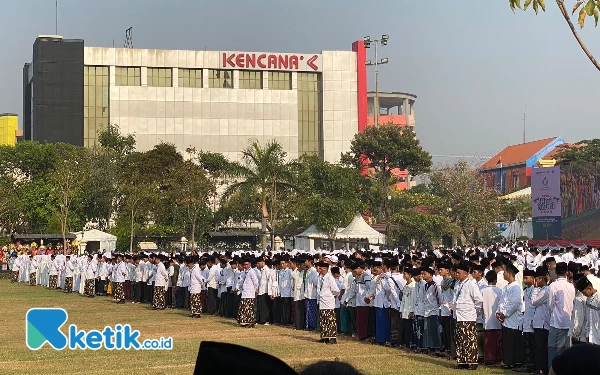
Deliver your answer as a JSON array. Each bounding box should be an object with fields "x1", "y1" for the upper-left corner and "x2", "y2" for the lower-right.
[{"x1": 550, "y1": 344, "x2": 600, "y2": 375}]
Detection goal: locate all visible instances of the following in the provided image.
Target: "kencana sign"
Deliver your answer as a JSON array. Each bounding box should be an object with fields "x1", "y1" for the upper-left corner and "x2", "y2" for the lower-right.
[{"x1": 221, "y1": 52, "x2": 322, "y2": 72}]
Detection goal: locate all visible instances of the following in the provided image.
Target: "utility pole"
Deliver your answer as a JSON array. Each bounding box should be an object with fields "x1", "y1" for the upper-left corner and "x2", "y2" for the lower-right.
[
  {"x1": 364, "y1": 35, "x2": 389, "y2": 127},
  {"x1": 522, "y1": 104, "x2": 527, "y2": 144}
]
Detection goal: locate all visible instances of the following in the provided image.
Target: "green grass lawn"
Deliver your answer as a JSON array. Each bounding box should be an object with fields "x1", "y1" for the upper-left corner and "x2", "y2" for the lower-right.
[{"x1": 0, "y1": 279, "x2": 513, "y2": 375}]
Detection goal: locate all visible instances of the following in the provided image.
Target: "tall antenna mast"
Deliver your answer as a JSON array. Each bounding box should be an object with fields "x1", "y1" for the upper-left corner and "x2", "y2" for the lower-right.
[
  {"x1": 522, "y1": 103, "x2": 527, "y2": 143},
  {"x1": 55, "y1": 1, "x2": 58, "y2": 35},
  {"x1": 124, "y1": 27, "x2": 133, "y2": 48}
]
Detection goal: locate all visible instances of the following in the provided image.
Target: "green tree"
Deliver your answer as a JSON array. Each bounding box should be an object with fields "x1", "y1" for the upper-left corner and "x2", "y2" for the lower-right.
[
  {"x1": 509, "y1": 0, "x2": 600, "y2": 72},
  {"x1": 195, "y1": 150, "x2": 233, "y2": 228},
  {"x1": 48, "y1": 143, "x2": 91, "y2": 250},
  {"x1": 555, "y1": 139, "x2": 600, "y2": 164},
  {"x1": 342, "y1": 123, "x2": 432, "y2": 237},
  {"x1": 292, "y1": 155, "x2": 365, "y2": 249},
  {"x1": 429, "y1": 161, "x2": 501, "y2": 243},
  {"x1": 225, "y1": 140, "x2": 294, "y2": 251},
  {"x1": 170, "y1": 160, "x2": 212, "y2": 248},
  {"x1": 392, "y1": 209, "x2": 460, "y2": 247}
]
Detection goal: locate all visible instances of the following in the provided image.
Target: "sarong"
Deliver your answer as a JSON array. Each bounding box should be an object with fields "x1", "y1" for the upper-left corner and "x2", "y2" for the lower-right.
[
  {"x1": 534, "y1": 328, "x2": 549, "y2": 374},
  {"x1": 319, "y1": 309, "x2": 337, "y2": 339},
  {"x1": 502, "y1": 326, "x2": 524, "y2": 366},
  {"x1": 11, "y1": 271, "x2": 18, "y2": 283},
  {"x1": 476, "y1": 322, "x2": 484, "y2": 360},
  {"x1": 340, "y1": 305, "x2": 352, "y2": 333},
  {"x1": 423, "y1": 315, "x2": 441, "y2": 349},
  {"x1": 456, "y1": 321, "x2": 478, "y2": 365},
  {"x1": 64, "y1": 276, "x2": 73, "y2": 293},
  {"x1": 190, "y1": 293, "x2": 203, "y2": 315},
  {"x1": 30, "y1": 273, "x2": 37, "y2": 286},
  {"x1": 389, "y1": 308, "x2": 401, "y2": 345},
  {"x1": 483, "y1": 329, "x2": 502, "y2": 365},
  {"x1": 49, "y1": 275, "x2": 58, "y2": 289},
  {"x1": 523, "y1": 331, "x2": 535, "y2": 367},
  {"x1": 85, "y1": 279, "x2": 95, "y2": 296},
  {"x1": 415, "y1": 315, "x2": 425, "y2": 349},
  {"x1": 153, "y1": 286, "x2": 166, "y2": 309},
  {"x1": 548, "y1": 327, "x2": 570, "y2": 370},
  {"x1": 238, "y1": 298, "x2": 255, "y2": 325},
  {"x1": 356, "y1": 306, "x2": 369, "y2": 339},
  {"x1": 375, "y1": 307, "x2": 391, "y2": 343},
  {"x1": 305, "y1": 299, "x2": 317, "y2": 330},
  {"x1": 114, "y1": 282, "x2": 125, "y2": 301},
  {"x1": 295, "y1": 299, "x2": 305, "y2": 330}
]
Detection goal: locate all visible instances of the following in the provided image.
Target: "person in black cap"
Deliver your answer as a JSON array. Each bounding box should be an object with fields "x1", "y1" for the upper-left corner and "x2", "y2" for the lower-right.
[
  {"x1": 496, "y1": 261, "x2": 524, "y2": 369},
  {"x1": 187, "y1": 256, "x2": 204, "y2": 318},
  {"x1": 84, "y1": 254, "x2": 97, "y2": 298},
  {"x1": 420, "y1": 266, "x2": 442, "y2": 354},
  {"x1": 481, "y1": 271, "x2": 502, "y2": 366},
  {"x1": 316, "y1": 260, "x2": 340, "y2": 344},
  {"x1": 63, "y1": 255, "x2": 74, "y2": 293},
  {"x1": 531, "y1": 266, "x2": 550, "y2": 375},
  {"x1": 238, "y1": 257, "x2": 259, "y2": 328},
  {"x1": 574, "y1": 275, "x2": 600, "y2": 344},
  {"x1": 547, "y1": 261, "x2": 574, "y2": 370},
  {"x1": 514, "y1": 269, "x2": 536, "y2": 373}
]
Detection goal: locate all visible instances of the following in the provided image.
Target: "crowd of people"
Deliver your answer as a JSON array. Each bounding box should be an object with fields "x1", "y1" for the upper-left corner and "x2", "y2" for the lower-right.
[{"x1": 8, "y1": 242, "x2": 600, "y2": 374}]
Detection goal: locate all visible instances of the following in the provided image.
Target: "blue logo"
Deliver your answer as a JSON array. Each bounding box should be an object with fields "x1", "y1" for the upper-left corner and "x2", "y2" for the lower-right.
[{"x1": 26, "y1": 308, "x2": 172, "y2": 350}]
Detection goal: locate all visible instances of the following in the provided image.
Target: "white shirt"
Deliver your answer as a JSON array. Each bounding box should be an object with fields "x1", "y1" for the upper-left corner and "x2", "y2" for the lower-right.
[
  {"x1": 64, "y1": 260, "x2": 75, "y2": 277},
  {"x1": 531, "y1": 286, "x2": 549, "y2": 330},
  {"x1": 291, "y1": 269, "x2": 303, "y2": 301},
  {"x1": 414, "y1": 280, "x2": 426, "y2": 316},
  {"x1": 522, "y1": 285, "x2": 535, "y2": 333},
  {"x1": 452, "y1": 278, "x2": 483, "y2": 322},
  {"x1": 400, "y1": 280, "x2": 415, "y2": 317},
  {"x1": 258, "y1": 265, "x2": 270, "y2": 295},
  {"x1": 317, "y1": 272, "x2": 339, "y2": 310},
  {"x1": 586, "y1": 292, "x2": 600, "y2": 344},
  {"x1": 97, "y1": 262, "x2": 108, "y2": 280},
  {"x1": 135, "y1": 262, "x2": 144, "y2": 282},
  {"x1": 189, "y1": 264, "x2": 204, "y2": 294},
  {"x1": 388, "y1": 272, "x2": 404, "y2": 310},
  {"x1": 369, "y1": 273, "x2": 390, "y2": 308},
  {"x1": 85, "y1": 260, "x2": 97, "y2": 279},
  {"x1": 548, "y1": 277, "x2": 575, "y2": 330},
  {"x1": 422, "y1": 281, "x2": 441, "y2": 317},
  {"x1": 278, "y1": 268, "x2": 292, "y2": 298},
  {"x1": 49, "y1": 259, "x2": 59, "y2": 276},
  {"x1": 206, "y1": 264, "x2": 220, "y2": 289},
  {"x1": 154, "y1": 262, "x2": 169, "y2": 287},
  {"x1": 497, "y1": 281, "x2": 524, "y2": 330},
  {"x1": 495, "y1": 270, "x2": 508, "y2": 290},
  {"x1": 113, "y1": 261, "x2": 128, "y2": 283},
  {"x1": 482, "y1": 285, "x2": 502, "y2": 330},
  {"x1": 241, "y1": 269, "x2": 259, "y2": 298},
  {"x1": 304, "y1": 267, "x2": 319, "y2": 299}
]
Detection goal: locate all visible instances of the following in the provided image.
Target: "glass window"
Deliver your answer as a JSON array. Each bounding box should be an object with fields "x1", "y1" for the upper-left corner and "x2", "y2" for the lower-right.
[
  {"x1": 239, "y1": 70, "x2": 262, "y2": 89},
  {"x1": 268, "y1": 71, "x2": 291, "y2": 90},
  {"x1": 115, "y1": 67, "x2": 141, "y2": 86},
  {"x1": 178, "y1": 68, "x2": 202, "y2": 88},
  {"x1": 297, "y1": 73, "x2": 322, "y2": 157},
  {"x1": 147, "y1": 68, "x2": 172, "y2": 87},
  {"x1": 84, "y1": 65, "x2": 110, "y2": 148},
  {"x1": 208, "y1": 69, "x2": 233, "y2": 88}
]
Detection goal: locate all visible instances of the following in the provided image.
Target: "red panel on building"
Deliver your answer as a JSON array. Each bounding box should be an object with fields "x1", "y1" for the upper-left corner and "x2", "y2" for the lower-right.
[{"x1": 352, "y1": 41, "x2": 367, "y2": 133}]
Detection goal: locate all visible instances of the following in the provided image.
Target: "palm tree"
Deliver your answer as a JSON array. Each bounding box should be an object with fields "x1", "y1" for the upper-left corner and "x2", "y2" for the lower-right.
[{"x1": 225, "y1": 140, "x2": 294, "y2": 251}]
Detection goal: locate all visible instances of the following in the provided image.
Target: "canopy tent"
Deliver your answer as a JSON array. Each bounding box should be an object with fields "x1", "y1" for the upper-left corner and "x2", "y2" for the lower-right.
[
  {"x1": 74, "y1": 229, "x2": 117, "y2": 254},
  {"x1": 339, "y1": 213, "x2": 387, "y2": 245},
  {"x1": 499, "y1": 186, "x2": 531, "y2": 200},
  {"x1": 294, "y1": 225, "x2": 331, "y2": 251}
]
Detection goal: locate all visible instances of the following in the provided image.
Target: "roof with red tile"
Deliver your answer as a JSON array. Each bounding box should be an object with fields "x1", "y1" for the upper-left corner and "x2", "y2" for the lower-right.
[{"x1": 480, "y1": 137, "x2": 557, "y2": 170}]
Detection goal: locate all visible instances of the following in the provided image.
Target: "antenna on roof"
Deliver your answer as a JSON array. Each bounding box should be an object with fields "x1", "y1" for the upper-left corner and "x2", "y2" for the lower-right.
[
  {"x1": 124, "y1": 27, "x2": 133, "y2": 48},
  {"x1": 55, "y1": 1, "x2": 58, "y2": 35},
  {"x1": 522, "y1": 103, "x2": 526, "y2": 144}
]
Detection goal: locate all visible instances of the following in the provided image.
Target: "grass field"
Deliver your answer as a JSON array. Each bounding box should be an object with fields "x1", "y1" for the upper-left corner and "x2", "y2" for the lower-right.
[{"x1": 0, "y1": 280, "x2": 513, "y2": 375}]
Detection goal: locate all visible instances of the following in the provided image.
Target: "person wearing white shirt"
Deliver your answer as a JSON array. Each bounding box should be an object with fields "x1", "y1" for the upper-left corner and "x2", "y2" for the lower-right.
[
  {"x1": 346, "y1": 262, "x2": 371, "y2": 340},
  {"x1": 268, "y1": 261, "x2": 281, "y2": 324},
  {"x1": 331, "y1": 266, "x2": 345, "y2": 335},
  {"x1": 420, "y1": 266, "x2": 442, "y2": 353},
  {"x1": 388, "y1": 261, "x2": 403, "y2": 346},
  {"x1": 340, "y1": 262, "x2": 355, "y2": 335},
  {"x1": 493, "y1": 261, "x2": 508, "y2": 290},
  {"x1": 96, "y1": 257, "x2": 108, "y2": 296},
  {"x1": 452, "y1": 263, "x2": 483, "y2": 370},
  {"x1": 256, "y1": 258, "x2": 272, "y2": 325},
  {"x1": 205, "y1": 257, "x2": 220, "y2": 315},
  {"x1": 532, "y1": 267, "x2": 550, "y2": 375},
  {"x1": 438, "y1": 263, "x2": 456, "y2": 357},
  {"x1": 63, "y1": 255, "x2": 75, "y2": 293},
  {"x1": 187, "y1": 257, "x2": 204, "y2": 319},
  {"x1": 366, "y1": 261, "x2": 391, "y2": 345},
  {"x1": 304, "y1": 258, "x2": 319, "y2": 331},
  {"x1": 481, "y1": 271, "x2": 503, "y2": 366},
  {"x1": 562, "y1": 247, "x2": 574, "y2": 264},
  {"x1": 126, "y1": 255, "x2": 136, "y2": 301},
  {"x1": 10, "y1": 255, "x2": 20, "y2": 283},
  {"x1": 496, "y1": 263, "x2": 525, "y2": 369},
  {"x1": 278, "y1": 258, "x2": 293, "y2": 325},
  {"x1": 399, "y1": 268, "x2": 418, "y2": 349},
  {"x1": 238, "y1": 257, "x2": 259, "y2": 328},
  {"x1": 232, "y1": 261, "x2": 243, "y2": 318},
  {"x1": 84, "y1": 255, "x2": 97, "y2": 297},
  {"x1": 316, "y1": 261, "x2": 340, "y2": 344},
  {"x1": 182, "y1": 261, "x2": 192, "y2": 309},
  {"x1": 515, "y1": 269, "x2": 537, "y2": 373},
  {"x1": 547, "y1": 262, "x2": 575, "y2": 369},
  {"x1": 112, "y1": 254, "x2": 128, "y2": 304},
  {"x1": 29, "y1": 255, "x2": 38, "y2": 286},
  {"x1": 223, "y1": 259, "x2": 236, "y2": 318},
  {"x1": 413, "y1": 272, "x2": 427, "y2": 351},
  {"x1": 134, "y1": 257, "x2": 145, "y2": 304},
  {"x1": 152, "y1": 255, "x2": 169, "y2": 310},
  {"x1": 575, "y1": 276, "x2": 600, "y2": 345},
  {"x1": 290, "y1": 259, "x2": 305, "y2": 330},
  {"x1": 48, "y1": 255, "x2": 60, "y2": 289}
]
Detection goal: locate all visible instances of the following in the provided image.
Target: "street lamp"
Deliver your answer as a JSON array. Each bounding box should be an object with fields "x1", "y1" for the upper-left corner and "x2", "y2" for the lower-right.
[{"x1": 364, "y1": 34, "x2": 389, "y2": 127}]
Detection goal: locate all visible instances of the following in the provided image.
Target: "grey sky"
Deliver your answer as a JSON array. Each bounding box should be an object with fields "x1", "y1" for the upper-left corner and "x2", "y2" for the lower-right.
[{"x1": 1, "y1": 0, "x2": 599, "y2": 163}]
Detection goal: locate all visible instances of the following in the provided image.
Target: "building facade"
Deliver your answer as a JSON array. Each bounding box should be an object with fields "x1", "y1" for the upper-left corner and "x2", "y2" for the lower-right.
[
  {"x1": 24, "y1": 36, "x2": 375, "y2": 163},
  {"x1": 0, "y1": 113, "x2": 19, "y2": 146}
]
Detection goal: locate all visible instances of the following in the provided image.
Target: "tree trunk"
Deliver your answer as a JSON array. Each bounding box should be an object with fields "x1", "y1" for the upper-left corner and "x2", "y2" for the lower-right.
[
  {"x1": 261, "y1": 192, "x2": 268, "y2": 251},
  {"x1": 129, "y1": 207, "x2": 135, "y2": 253}
]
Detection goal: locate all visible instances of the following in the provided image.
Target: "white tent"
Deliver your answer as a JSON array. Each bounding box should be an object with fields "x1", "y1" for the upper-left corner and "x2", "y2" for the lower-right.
[
  {"x1": 74, "y1": 229, "x2": 117, "y2": 253},
  {"x1": 339, "y1": 213, "x2": 387, "y2": 245},
  {"x1": 294, "y1": 225, "x2": 329, "y2": 251}
]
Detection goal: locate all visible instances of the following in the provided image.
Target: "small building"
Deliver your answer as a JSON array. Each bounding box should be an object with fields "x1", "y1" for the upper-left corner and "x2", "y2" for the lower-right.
[{"x1": 479, "y1": 137, "x2": 566, "y2": 194}]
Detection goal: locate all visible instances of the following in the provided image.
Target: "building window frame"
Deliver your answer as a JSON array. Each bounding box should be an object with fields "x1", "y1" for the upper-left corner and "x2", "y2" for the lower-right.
[
  {"x1": 178, "y1": 68, "x2": 202, "y2": 88},
  {"x1": 115, "y1": 67, "x2": 141, "y2": 86},
  {"x1": 147, "y1": 67, "x2": 173, "y2": 87},
  {"x1": 268, "y1": 71, "x2": 291, "y2": 90},
  {"x1": 239, "y1": 70, "x2": 263, "y2": 89},
  {"x1": 208, "y1": 69, "x2": 233, "y2": 89}
]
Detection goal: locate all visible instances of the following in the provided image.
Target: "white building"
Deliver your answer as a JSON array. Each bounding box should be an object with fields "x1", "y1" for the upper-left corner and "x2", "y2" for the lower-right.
[{"x1": 24, "y1": 36, "x2": 370, "y2": 163}]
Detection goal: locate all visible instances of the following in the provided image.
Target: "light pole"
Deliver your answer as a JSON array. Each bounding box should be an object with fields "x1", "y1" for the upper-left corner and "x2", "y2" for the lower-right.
[{"x1": 364, "y1": 35, "x2": 389, "y2": 127}]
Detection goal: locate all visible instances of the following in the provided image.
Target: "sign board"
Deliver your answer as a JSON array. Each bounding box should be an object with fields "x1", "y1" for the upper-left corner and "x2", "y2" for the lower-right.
[
  {"x1": 531, "y1": 166, "x2": 562, "y2": 239},
  {"x1": 221, "y1": 52, "x2": 322, "y2": 72}
]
